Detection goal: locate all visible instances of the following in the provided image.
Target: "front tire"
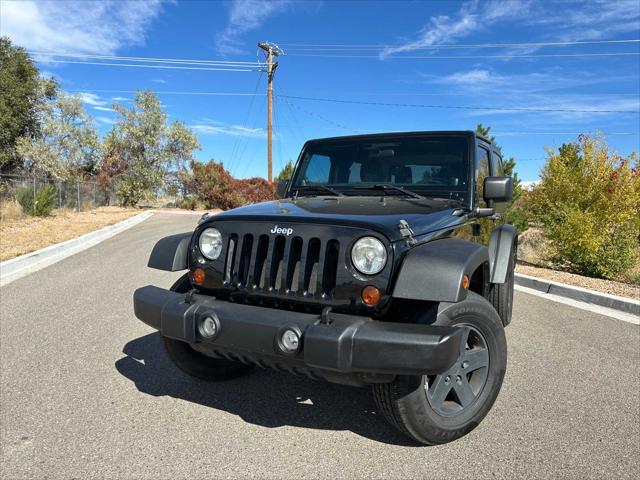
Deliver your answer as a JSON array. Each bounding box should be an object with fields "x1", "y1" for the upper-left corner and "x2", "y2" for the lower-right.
[
  {"x1": 162, "y1": 274, "x2": 255, "y2": 381},
  {"x1": 372, "y1": 292, "x2": 507, "y2": 445}
]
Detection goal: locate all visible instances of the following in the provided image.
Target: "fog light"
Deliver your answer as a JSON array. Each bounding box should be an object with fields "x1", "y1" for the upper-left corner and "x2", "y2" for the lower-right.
[
  {"x1": 280, "y1": 328, "x2": 301, "y2": 353},
  {"x1": 198, "y1": 315, "x2": 219, "y2": 339},
  {"x1": 361, "y1": 285, "x2": 381, "y2": 306}
]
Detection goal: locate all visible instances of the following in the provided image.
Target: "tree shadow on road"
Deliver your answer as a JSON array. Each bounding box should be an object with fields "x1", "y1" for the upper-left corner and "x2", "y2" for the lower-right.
[{"x1": 115, "y1": 332, "x2": 418, "y2": 446}]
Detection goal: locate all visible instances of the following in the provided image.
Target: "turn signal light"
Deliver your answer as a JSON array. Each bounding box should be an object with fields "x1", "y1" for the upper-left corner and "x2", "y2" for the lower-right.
[
  {"x1": 192, "y1": 268, "x2": 206, "y2": 285},
  {"x1": 462, "y1": 274, "x2": 470, "y2": 290},
  {"x1": 361, "y1": 285, "x2": 381, "y2": 306}
]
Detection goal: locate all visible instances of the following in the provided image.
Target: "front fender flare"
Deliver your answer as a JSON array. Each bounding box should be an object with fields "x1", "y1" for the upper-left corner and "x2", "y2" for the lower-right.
[
  {"x1": 147, "y1": 232, "x2": 192, "y2": 271},
  {"x1": 392, "y1": 238, "x2": 489, "y2": 303}
]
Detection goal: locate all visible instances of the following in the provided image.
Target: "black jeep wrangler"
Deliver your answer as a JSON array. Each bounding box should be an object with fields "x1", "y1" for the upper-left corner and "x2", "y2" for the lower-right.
[{"x1": 134, "y1": 131, "x2": 516, "y2": 445}]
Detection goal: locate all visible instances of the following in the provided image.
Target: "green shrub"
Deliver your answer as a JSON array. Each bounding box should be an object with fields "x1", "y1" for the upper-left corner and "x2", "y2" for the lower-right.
[
  {"x1": 16, "y1": 186, "x2": 35, "y2": 214},
  {"x1": 15, "y1": 184, "x2": 56, "y2": 216},
  {"x1": 528, "y1": 134, "x2": 640, "y2": 279},
  {"x1": 505, "y1": 206, "x2": 529, "y2": 235}
]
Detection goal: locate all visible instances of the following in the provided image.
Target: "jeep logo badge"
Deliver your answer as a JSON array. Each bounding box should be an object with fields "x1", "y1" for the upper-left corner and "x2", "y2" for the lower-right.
[{"x1": 270, "y1": 225, "x2": 293, "y2": 236}]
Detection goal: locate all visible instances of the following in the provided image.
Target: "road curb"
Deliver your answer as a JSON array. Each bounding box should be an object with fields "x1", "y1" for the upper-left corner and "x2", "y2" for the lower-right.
[
  {"x1": 515, "y1": 273, "x2": 640, "y2": 316},
  {"x1": 0, "y1": 211, "x2": 154, "y2": 287}
]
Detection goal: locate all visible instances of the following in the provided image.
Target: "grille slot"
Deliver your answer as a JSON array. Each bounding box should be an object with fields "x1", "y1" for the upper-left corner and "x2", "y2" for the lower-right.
[
  {"x1": 303, "y1": 238, "x2": 321, "y2": 295},
  {"x1": 237, "y1": 234, "x2": 254, "y2": 287},
  {"x1": 223, "y1": 230, "x2": 341, "y2": 299},
  {"x1": 269, "y1": 235, "x2": 286, "y2": 290},
  {"x1": 286, "y1": 237, "x2": 303, "y2": 293},
  {"x1": 253, "y1": 235, "x2": 269, "y2": 288},
  {"x1": 322, "y1": 239, "x2": 340, "y2": 295},
  {"x1": 224, "y1": 235, "x2": 237, "y2": 285}
]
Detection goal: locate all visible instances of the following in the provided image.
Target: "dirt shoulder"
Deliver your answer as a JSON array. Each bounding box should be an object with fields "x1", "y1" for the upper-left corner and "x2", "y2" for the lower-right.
[
  {"x1": 516, "y1": 263, "x2": 640, "y2": 300},
  {"x1": 0, "y1": 207, "x2": 141, "y2": 261}
]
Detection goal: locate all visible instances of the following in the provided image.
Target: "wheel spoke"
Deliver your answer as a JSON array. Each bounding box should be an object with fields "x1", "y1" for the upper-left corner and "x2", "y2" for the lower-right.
[
  {"x1": 428, "y1": 375, "x2": 452, "y2": 409},
  {"x1": 457, "y1": 326, "x2": 471, "y2": 355},
  {"x1": 463, "y1": 348, "x2": 489, "y2": 372},
  {"x1": 453, "y1": 376, "x2": 476, "y2": 407}
]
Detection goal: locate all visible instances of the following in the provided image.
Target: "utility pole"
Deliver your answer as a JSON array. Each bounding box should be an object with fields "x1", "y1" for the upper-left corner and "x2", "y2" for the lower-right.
[{"x1": 258, "y1": 42, "x2": 283, "y2": 182}]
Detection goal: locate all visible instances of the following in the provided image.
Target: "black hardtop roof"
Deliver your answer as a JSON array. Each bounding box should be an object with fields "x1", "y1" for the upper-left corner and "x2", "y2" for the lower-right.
[{"x1": 304, "y1": 130, "x2": 495, "y2": 147}]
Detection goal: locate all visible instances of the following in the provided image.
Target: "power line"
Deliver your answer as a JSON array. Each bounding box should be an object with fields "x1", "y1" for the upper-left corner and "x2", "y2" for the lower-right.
[
  {"x1": 286, "y1": 52, "x2": 640, "y2": 59},
  {"x1": 278, "y1": 95, "x2": 359, "y2": 133},
  {"x1": 70, "y1": 89, "x2": 639, "y2": 98},
  {"x1": 30, "y1": 51, "x2": 266, "y2": 67},
  {"x1": 69, "y1": 89, "x2": 265, "y2": 96},
  {"x1": 228, "y1": 72, "x2": 264, "y2": 175},
  {"x1": 34, "y1": 59, "x2": 265, "y2": 72},
  {"x1": 278, "y1": 39, "x2": 640, "y2": 49},
  {"x1": 279, "y1": 94, "x2": 639, "y2": 113}
]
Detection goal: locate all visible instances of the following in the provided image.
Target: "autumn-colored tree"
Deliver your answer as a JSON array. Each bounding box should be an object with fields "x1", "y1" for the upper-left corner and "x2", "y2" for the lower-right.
[
  {"x1": 528, "y1": 134, "x2": 640, "y2": 278},
  {"x1": 182, "y1": 160, "x2": 275, "y2": 210}
]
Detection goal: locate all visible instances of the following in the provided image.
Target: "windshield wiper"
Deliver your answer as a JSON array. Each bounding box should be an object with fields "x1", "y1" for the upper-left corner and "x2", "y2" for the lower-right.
[
  {"x1": 366, "y1": 184, "x2": 424, "y2": 199},
  {"x1": 294, "y1": 185, "x2": 345, "y2": 197}
]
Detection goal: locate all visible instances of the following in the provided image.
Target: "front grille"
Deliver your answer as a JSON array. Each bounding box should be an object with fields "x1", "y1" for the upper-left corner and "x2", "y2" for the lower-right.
[{"x1": 223, "y1": 232, "x2": 341, "y2": 299}]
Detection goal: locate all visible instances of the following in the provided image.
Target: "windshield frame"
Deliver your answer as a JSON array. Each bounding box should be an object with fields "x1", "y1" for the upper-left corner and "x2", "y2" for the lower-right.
[{"x1": 288, "y1": 132, "x2": 474, "y2": 206}]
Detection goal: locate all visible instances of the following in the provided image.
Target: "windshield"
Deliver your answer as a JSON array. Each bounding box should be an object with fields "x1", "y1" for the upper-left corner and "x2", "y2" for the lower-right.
[{"x1": 291, "y1": 135, "x2": 470, "y2": 201}]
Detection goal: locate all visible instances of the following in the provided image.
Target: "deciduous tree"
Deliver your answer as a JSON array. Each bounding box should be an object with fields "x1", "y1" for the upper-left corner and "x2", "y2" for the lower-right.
[
  {"x1": 0, "y1": 37, "x2": 57, "y2": 172},
  {"x1": 528, "y1": 134, "x2": 640, "y2": 278},
  {"x1": 16, "y1": 93, "x2": 99, "y2": 180},
  {"x1": 104, "y1": 91, "x2": 199, "y2": 206}
]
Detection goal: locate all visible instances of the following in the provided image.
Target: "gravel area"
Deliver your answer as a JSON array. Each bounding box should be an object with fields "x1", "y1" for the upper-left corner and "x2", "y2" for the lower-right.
[{"x1": 516, "y1": 263, "x2": 640, "y2": 300}]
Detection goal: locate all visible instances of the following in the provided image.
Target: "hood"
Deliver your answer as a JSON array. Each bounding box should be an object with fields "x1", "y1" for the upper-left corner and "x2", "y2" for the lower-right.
[{"x1": 209, "y1": 196, "x2": 463, "y2": 242}]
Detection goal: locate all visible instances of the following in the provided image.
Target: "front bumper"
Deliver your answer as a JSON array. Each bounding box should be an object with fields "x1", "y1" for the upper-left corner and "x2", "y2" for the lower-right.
[{"x1": 133, "y1": 285, "x2": 463, "y2": 385}]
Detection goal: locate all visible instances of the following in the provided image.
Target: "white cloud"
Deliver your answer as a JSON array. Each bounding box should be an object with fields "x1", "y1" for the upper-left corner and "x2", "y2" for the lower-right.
[
  {"x1": 93, "y1": 106, "x2": 114, "y2": 112},
  {"x1": 152, "y1": 78, "x2": 167, "y2": 84},
  {"x1": 76, "y1": 92, "x2": 107, "y2": 107},
  {"x1": 191, "y1": 122, "x2": 265, "y2": 138},
  {"x1": 95, "y1": 116, "x2": 116, "y2": 125},
  {"x1": 520, "y1": 180, "x2": 539, "y2": 190},
  {"x1": 380, "y1": 0, "x2": 639, "y2": 58},
  {"x1": 111, "y1": 97, "x2": 129, "y2": 102},
  {"x1": 0, "y1": 0, "x2": 164, "y2": 54},
  {"x1": 381, "y1": 1, "x2": 532, "y2": 58},
  {"x1": 216, "y1": 0, "x2": 291, "y2": 55},
  {"x1": 528, "y1": 0, "x2": 640, "y2": 42}
]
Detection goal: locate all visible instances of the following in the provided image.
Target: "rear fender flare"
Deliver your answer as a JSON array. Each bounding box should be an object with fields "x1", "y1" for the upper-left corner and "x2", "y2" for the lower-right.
[
  {"x1": 392, "y1": 238, "x2": 489, "y2": 303},
  {"x1": 488, "y1": 224, "x2": 517, "y2": 284}
]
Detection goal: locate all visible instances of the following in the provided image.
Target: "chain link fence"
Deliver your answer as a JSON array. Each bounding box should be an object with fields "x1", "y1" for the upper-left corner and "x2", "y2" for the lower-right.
[{"x1": 0, "y1": 174, "x2": 118, "y2": 211}]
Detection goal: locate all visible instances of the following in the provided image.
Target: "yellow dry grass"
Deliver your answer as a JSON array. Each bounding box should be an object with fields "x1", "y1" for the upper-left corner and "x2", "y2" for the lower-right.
[{"x1": 0, "y1": 206, "x2": 140, "y2": 261}]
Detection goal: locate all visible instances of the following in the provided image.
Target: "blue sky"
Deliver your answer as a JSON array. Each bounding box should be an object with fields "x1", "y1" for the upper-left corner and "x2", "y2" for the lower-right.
[{"x1": 1, "y1": 0, "x2": 639, "y2": 183}]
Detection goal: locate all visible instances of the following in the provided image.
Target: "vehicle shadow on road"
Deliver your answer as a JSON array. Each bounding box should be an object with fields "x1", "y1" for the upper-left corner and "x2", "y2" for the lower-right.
[{"x1": 115, "y1": 332, "x2": 418, "y2": 446}]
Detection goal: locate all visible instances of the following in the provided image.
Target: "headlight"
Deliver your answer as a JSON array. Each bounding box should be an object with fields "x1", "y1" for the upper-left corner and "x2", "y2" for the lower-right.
[
  {"x1": 198, "y1": 228, "x2": 223, "y2": 260},
  {"x1": 351, "y1": 236, "x2": 387, "y2": 275}
]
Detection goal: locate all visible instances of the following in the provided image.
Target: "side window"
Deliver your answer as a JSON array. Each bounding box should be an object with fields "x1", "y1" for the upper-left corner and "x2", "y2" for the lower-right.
[
  {"x1": 301, "y1": 154, "x2": 331, "y2": 184},
  {"x1": 475, "y1": 146, "x2": 490, "y2": 206},
  {"x1": 348, "y1": 161, "x2": 362, "y2": 182},
  {"x1": 491, "y1": 152, "x2": 504, "y2": 176}
]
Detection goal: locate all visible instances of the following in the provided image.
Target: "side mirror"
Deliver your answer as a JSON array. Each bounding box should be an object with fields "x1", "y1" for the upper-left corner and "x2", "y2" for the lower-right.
[
  {"x1": 483, "y1": 176, "x2": 513, "y2": 203},
  {"x1": 276, "y1": 179, "x2": 289, "y2": 199}
]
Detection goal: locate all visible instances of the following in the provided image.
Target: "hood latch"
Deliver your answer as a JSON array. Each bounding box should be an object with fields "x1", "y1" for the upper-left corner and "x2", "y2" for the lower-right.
[{"x1": 398, "y1": 219, "x2": 416, "y2": 246}]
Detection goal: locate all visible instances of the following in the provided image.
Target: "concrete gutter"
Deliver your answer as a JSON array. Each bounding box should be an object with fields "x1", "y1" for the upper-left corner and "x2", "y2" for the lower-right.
[
  {"x1": 0, "y1": 211, "x2": 154, "y2": 287},
  {"x1": 515, "y1": 273, "x2": 640, "y2": 316}
]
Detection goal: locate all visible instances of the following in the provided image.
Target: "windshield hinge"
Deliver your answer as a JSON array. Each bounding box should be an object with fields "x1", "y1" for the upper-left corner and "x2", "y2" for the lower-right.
[{"x1": 398, "y1": 219, "x2": 417, "y2": 246}]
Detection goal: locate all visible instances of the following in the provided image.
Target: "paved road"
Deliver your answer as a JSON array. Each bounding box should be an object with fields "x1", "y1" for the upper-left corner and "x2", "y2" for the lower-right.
[{"x1": 1, "y1": 214, "x2": 638, "y2": 479}]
